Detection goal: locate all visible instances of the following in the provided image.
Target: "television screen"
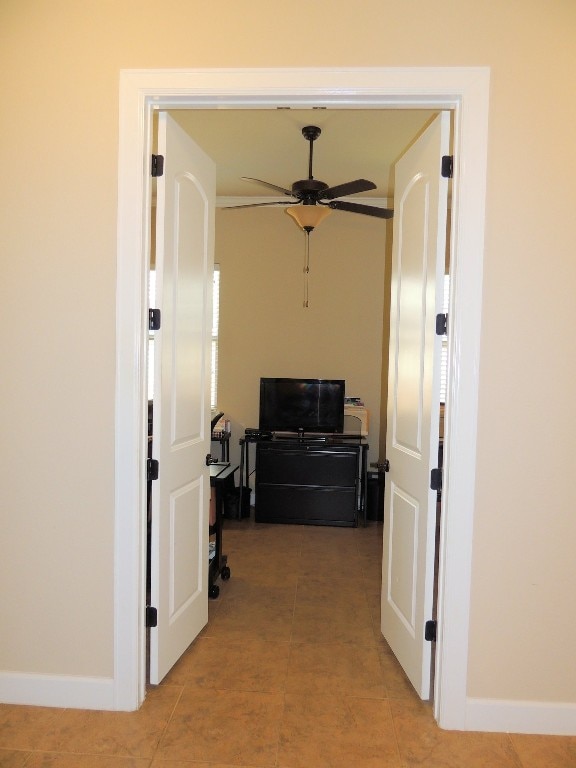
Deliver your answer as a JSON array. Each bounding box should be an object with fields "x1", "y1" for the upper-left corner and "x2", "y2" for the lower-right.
[{"x1": 259, "y1": 378, "x2": 345, "y2": 433}]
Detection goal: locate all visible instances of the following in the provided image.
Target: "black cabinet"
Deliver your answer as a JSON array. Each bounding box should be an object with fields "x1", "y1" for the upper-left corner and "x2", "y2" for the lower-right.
[{"x1": 255, "y1": 440, "x2": 366, "y2": 527}]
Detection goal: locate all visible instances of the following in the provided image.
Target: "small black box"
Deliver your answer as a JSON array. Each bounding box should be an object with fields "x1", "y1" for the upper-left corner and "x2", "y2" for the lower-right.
[
  {"x1": 223, "y1": 486, "x2": 252, "y2": 519},
  {"x1": 366, "y1": 472, "x2": 385, "y2": 521}
]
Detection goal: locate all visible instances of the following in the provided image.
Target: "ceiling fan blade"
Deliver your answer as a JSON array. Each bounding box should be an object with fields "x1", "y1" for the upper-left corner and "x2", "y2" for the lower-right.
[
  {"x1": 223, "y1": 200, "x2": 296, "y2": 209},
  {"x1": 320, "y1": 179, "x2": 377, "y2": 200},
  {"x1": 241, "y1": 177, "x2": 294, "y2": 196},
  {"x1": 328, "y1": 200, "x2": 393, "y2": 219}
]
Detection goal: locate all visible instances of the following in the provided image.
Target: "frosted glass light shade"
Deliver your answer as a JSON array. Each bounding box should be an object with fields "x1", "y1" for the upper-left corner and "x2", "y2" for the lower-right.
[{"x1": 285, "y1": 205, "x2": 332, "y2": 230}]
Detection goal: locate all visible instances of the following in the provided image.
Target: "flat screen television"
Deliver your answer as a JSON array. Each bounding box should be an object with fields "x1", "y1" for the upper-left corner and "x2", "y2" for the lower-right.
[{"x1": 259, "y1": 378, "x2": 345, "y2": 434}]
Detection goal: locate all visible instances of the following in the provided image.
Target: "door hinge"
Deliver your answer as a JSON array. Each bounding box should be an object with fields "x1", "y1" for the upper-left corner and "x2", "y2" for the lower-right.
[
  {"x1": 425, "y1": 619, "x2": 437, "y2": 642},
  {"x1": 436, "y1": 312, "x2": 448, "y2": 336},
  {"x1": 147, "y1": 458, "x2": 159, "y2": 481},
  {"x1": 151, "y1": 154, "x2": 164, "y2": 177},
  {"x1": 149, "y1": 308, "x2": 161, "y2": 331},
  {"x1": 430, "y1": 468, "x2": 442, "y2": 492},
  {"x1": 441, "y1": 155, "x2": 453, "y2": 178},
  {"x1": 146, "y1": 605, "x2": 158, "y2": 628}
]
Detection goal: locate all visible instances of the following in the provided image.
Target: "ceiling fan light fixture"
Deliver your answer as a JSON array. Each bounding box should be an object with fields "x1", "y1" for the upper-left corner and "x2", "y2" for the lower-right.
[{"x1": 285, "y1": 205, "x2": 332, "y2": 231}]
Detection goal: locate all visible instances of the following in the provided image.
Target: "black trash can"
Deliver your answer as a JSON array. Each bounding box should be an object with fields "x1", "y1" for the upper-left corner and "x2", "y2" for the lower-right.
[
  {"x1": 224, "y1": 486, "x2": 252, "y2": 519},
  {"x1": 366, "y1": 471, "x2": 385, "y2": 521}
]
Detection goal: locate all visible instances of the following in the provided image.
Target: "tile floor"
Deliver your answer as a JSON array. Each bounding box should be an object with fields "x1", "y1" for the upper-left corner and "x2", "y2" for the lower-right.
[{"x1": 1, "y1": 516, "x2": 575, "y2": 767}]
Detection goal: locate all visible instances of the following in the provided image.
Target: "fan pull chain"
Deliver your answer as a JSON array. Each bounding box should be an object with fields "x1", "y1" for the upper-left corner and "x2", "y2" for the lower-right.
[{"x1": 303, "y1": 230, "x2": 310, "y2": 308}]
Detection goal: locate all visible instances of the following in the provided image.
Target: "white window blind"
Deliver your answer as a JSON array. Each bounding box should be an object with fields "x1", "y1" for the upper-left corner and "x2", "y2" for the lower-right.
[{"x1": 211, "y1": 264, "x2": 220, "y2": 410}]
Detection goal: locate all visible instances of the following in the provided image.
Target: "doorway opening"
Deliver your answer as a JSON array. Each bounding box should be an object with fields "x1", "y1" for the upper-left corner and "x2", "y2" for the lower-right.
[
  {"x1": 115, "y1": 67, "x2": 489, "y2": 731},
  {"x1": 147, "y1": 103, "x2": 449, "y2": 694}
]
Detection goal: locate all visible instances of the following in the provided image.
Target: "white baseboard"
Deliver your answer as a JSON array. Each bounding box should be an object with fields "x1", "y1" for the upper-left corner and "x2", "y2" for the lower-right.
[
  {"x1": 0, "y1": 671, "x2": 117, "y2": 710},
  {"x1": 3, "y1": 671, "x2": 575, "y2": 733},
  {"x1": 465, "y1": 697, "x2": 576, "y2": 736}
]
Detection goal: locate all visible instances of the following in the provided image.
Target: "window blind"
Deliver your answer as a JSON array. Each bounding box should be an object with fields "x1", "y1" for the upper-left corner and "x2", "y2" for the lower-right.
[{"x1": 211, "y1": 265, "x2": 220, "y2": 410}]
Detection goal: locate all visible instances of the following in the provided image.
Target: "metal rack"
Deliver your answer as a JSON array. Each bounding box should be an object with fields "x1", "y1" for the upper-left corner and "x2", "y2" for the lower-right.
[{"x1": 208, "y1": 462, "x2": 237, "y2": 598}]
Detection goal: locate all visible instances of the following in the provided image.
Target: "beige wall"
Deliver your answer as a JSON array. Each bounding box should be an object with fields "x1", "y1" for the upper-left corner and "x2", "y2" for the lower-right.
[
  {"x1": 1, "y1": 0, "x2": 576, "y2": 716},
  {"x1": 214, "y1": 207, "x2": 387, "y2": 473}
]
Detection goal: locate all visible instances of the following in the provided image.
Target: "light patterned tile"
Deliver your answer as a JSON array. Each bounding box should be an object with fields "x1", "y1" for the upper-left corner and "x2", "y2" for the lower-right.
[
  {"x1": 228, "y1": 549, "x2": 300, "y2": 571},
  {"x1": 216, "y1": 568, "x2": 299, "y2": 596},
  {"x1": 0, "y1": 749, "x2": 31, "y2": 768},
  {"x1": 509, "y1": 733, "x2": 576, "y2": 767},
  {"x1": 39, "y1": 686, "x2": 181, "y2": 758},
  {"x1": 300, "y1": 525, "x2": 357, "y2": 543},
  {"x1": 225, "y1": 524, "x2": 303, "y2": 551},
  {"x1": 279, "y1": 693, "x2": 402, "y2": 768},
  {"x1": 205, "y1": 589, "x2": 295, "y2": 642},
  {"x1": 294, "y1": 573, "x2": 369, "y2": 603},
  {"x1": 390, "y1": 698, "x2": 524, "y2": 767},
  {"x1": 217, "y1": 548, "x2": 300, "y2": 592},
  {"x1": 23, "y1": 755, "x2": 150, "y2": 768},
  {"x1": 156, "y1": 687, "x2": 284, "y2": 766},
  {"x1": 6, "y1": 522, "x2": 533, "y2": 768},
  {"x1": 366, "y1": 588, "x2": 383, "y2": 637},
  {"x1": 354, "y1": 523, "x2": 384, "y2": 557},
  {"x1": 360, "y1": 555, "x2": 383, "y2": 583},
  {"x1": 286, "y1": 642, "x2": 386, "y2": 699},
  {"x1": 299, "y1": 536, "x2": 362, "y2": 559},
  {"x1": 151, "y1": 761, "x2": 259, "y2": 768},
  {"x1": 164, "y1": 636, "x2": 290, "y2": 692},
  {"x1": 291, "y1": 600, "x2": 376, "y2": 645},
  {"x1": 295, "y1": 551, "x2": 365, "y2": 581},
  {"x1": 0, "y1": 705, "x2": 65, "y2": 751}
]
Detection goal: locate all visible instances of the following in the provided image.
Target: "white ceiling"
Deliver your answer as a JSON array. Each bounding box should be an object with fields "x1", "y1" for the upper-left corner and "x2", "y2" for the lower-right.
[{"x1": 170, "y1": 108, "x2": 436, "y2": 201}]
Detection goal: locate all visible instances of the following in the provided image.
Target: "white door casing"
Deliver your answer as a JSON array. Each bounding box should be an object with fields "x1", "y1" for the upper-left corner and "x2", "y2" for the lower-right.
[
  {"x1": 149, "y1": 113, "x2": 215, "y2": 684},
  {"x1": 381, "y1": 112, "x2": 450, "y2": 699},
  {"x1": 115, "y1": 68, "x2": 489, "y2": 730}
]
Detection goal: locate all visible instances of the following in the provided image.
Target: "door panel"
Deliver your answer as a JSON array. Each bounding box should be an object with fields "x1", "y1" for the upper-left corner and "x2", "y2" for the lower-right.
[
  {"x1": 395, "y1": 178, "x2": 429, "y2": 455},
  {"x1": 388, "y1": 488, "x2": 418, "y2": 635},
  {"x1": 150, "y1": 112, "x2": 216, "y2": 685},
  {"x1": 381, "y1": 112, "x2": 449, "y2": 699}
]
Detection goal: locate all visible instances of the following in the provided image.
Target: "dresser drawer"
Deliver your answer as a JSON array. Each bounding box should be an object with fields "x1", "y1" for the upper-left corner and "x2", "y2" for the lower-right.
[
  {"x1": 255, "y1": 485, "x2": 356, "y2": 525},
  {"x1": 256, "y1": 446, "x2": 357, "y2": 487}
]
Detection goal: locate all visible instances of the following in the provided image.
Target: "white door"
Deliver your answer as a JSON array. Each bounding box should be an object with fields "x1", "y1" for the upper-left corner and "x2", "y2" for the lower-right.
[
  {"x1": 381, "y1": 112, "x2": 450, "y2": 699},
  {"x1": 149, "y1": 112, "x2": 216, "y2": 684}
]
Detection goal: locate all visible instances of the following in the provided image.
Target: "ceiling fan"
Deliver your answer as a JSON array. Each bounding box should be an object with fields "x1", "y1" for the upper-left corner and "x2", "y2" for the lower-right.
[{"x1": 225, "y1": 125, "x2": 393, "y2": 229}]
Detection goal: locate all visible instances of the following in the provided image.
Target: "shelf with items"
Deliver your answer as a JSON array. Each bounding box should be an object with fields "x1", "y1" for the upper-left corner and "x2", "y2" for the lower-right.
[{"x1": 208, "y1": 462, "x2": 237, "y2": 598}]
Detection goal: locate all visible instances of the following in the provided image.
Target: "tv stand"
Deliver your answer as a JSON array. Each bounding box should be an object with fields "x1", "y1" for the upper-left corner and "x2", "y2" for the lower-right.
[{"x1": 251, "y1": 435, "x2": 368, "y2": 527}]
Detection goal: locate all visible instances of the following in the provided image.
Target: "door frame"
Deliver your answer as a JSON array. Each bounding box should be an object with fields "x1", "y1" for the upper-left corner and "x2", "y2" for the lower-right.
[{"x1": 114, "y1": 67, "x2": 490, "y2": 729}]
